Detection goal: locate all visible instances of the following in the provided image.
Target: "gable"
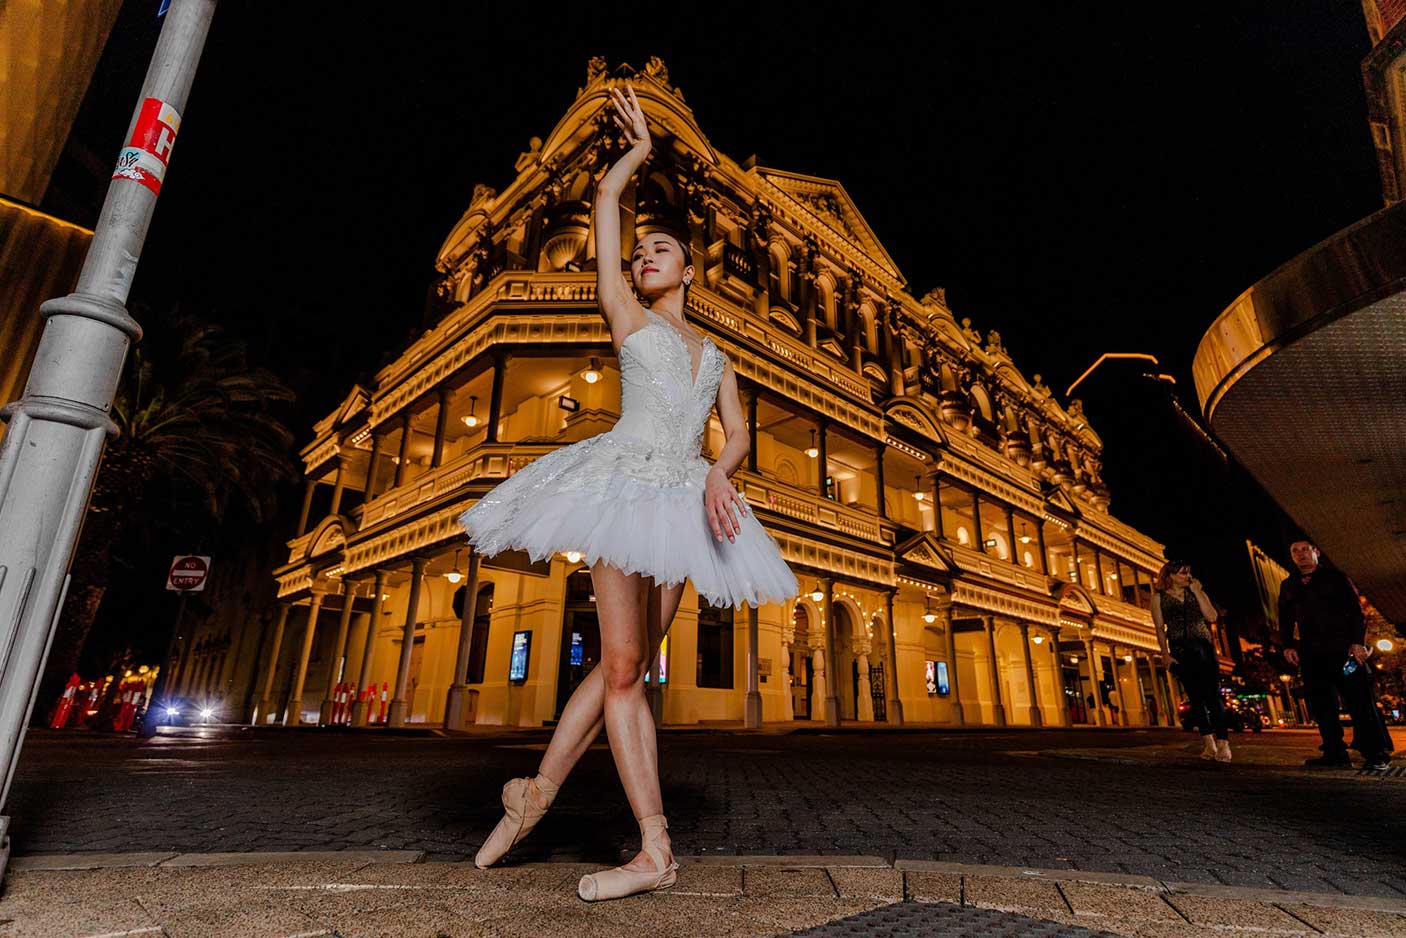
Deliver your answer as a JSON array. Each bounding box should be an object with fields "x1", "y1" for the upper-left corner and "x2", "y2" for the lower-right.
[
  {"x1": 756, "y1": 167, "x2": 903, "y2": 280},
  {"x1": 895, "y1": 533, "x2": 955, "y2": 574}
]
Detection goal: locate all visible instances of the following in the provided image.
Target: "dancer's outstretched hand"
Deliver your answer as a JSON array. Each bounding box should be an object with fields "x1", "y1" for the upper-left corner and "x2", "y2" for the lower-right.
[
  {"x1": 705, "y1": 467, "x2": 746, "y2": 544},
  {"x1": 609, "y1": 82, "x2": 651, "y2": 152}
]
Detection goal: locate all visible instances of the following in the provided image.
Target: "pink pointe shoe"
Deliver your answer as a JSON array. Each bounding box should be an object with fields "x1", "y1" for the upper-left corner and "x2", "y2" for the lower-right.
[
  {"x1": 474, "y1": 774, "x2": 559, "y2": 869},
  {"x1": 577, "y1": 814, "x2": 678, "y2": 902}
]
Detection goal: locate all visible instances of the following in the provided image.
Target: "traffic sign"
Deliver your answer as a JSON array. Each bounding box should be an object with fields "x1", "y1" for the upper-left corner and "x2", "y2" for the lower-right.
[{"x1": 166, "y1": 555, "x2": 211, "y2": 591}]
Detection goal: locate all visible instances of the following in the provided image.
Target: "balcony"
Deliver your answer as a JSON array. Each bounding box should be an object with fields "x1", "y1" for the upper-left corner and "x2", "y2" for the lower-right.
[{"x1": 735, "y1": 468, "x2": 894, "y2": 546}]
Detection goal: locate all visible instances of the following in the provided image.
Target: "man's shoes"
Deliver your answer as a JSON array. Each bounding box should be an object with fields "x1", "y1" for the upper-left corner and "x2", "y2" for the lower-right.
[
  {"x1": 1302, "y1": 754, "x2": 1352, "y2": 768},
  {"x1": 1362, "y1": 756, "x2": 1392, "y2": 772}
]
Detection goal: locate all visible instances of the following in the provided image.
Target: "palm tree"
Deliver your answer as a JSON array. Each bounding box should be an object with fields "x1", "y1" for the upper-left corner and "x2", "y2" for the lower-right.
[{"x1": 35, "y1": 310, "x2": 296, "y2": 720}]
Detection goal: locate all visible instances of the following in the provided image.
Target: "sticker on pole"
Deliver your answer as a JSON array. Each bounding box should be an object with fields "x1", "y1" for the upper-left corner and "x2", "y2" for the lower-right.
[
  {"x1": 167, "y1": 555, "x2": 211, "y2": 592},
  {"x1": 112, "y1": 97, "x2": 182, "y2": 195}
]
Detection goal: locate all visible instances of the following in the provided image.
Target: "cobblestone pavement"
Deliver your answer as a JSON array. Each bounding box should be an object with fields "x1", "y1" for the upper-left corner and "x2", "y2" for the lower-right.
[{"x1": 7, "y1": 726, "x2": 1406, "y2": 899}]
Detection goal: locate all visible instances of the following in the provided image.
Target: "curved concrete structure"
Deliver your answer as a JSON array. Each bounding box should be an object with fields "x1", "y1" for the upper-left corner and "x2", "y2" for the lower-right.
[{"x1": 1193, "y1": 200, "x2": 1406, "y2": 620}]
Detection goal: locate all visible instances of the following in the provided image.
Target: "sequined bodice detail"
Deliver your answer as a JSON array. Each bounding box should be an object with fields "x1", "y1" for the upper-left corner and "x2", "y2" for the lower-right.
[{"x1": 611, "y1": 309, "x2": 726, "y2": 459}]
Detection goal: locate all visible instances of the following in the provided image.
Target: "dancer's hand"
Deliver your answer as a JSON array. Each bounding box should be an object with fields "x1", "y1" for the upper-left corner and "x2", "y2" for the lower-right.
[
  {"x1": 609, "y1": 83, "x2": 651, "y2": 153},
  {"x1": 705, "y1": 467, "x2": 746, "y2": 544}
]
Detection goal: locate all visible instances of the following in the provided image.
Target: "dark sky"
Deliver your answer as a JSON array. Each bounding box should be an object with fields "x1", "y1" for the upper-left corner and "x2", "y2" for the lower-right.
[{"x1": 47, "y1": 1, "x2": 1385, "y2": 656}]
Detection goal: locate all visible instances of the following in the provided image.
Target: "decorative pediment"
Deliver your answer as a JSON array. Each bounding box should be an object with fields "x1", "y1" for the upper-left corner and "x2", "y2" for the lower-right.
[
  {"x1": 1045, "y1": 488, "x2": 1081, "y2": 518},
  {"x1": 884, "y1": 398, "x2": 947, "y2": 445},
  {"x1": 895, "y1": 533, "x2": 956, "y2": 574},
  {"x1": 755, "y1": 168, "x2": 903, "y2": 279},
  {"x1": 333, "y1": 386, "x2": 370, "y2": 428},
  {"x1": 307, "y1": 517, "x2": 348, "y2": 560},
  {"x1": 1054, "y1": 581, "x2": 1099, "y2": 616}
]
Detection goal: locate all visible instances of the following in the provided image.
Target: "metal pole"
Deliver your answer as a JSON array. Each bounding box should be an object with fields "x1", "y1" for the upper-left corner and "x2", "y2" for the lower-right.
[{"x1": 0, "y1": 0, "x2": 217, "y2": 876}]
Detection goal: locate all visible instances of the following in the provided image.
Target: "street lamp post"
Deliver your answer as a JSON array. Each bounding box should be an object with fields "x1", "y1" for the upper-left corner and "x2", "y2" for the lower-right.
[{"x1": 0, "y1": 0, "x2": 217, "y2": 877}]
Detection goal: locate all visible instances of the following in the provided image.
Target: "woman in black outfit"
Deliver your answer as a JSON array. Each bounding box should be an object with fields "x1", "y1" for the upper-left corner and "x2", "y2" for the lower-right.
[{"x1": 1152, "y1": 560, "x2": 1231, "y2": 762}]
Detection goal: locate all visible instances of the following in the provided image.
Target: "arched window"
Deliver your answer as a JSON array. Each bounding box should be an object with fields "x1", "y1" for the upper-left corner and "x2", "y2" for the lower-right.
[
  {"x1": 971, "y1": 385, "x2": 994, "y2": 423},
  {"x1": 817, "y1": 275, "x2": 838, "y2": 330},
  {"x1": 860, "y1": 303, "x2": 879, "y2": 353},
  {"x1": 769, "y1": 242, "x2": 791, "y2": 302}
]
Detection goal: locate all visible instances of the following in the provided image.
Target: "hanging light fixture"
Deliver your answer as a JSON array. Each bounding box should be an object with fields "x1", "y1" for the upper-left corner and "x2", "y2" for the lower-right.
[
  {"x1": 461, "y1": 395, "x2": 480, "y2": 428},
  {"x1": 922, "y1": 594, "x2": 936, "y2": 624},
  {"x1": 805, "y1": 428, "x2": 819, "y2": 459},
  {"x1": 1018, "y1": 522, "x2": 1033, "y2": 544},
  {"x1": 809, "y1": 580, "x2": 824, "y2": 602},
  {"x1": 582, "y1": 357, "x2": 602, "y2": 384},
  {"x1": 1032, "y1": 634, "x2": 1045, "y2": 645},
  {"x1": 565, "y1": 550, "x2": 582, "y2": 563},
  {"x1": 445, "y1": 548, "x2": 463, "y2": 584},
  {"x1": 913, "y1": 474, "x2": 924, "y2": 501}
]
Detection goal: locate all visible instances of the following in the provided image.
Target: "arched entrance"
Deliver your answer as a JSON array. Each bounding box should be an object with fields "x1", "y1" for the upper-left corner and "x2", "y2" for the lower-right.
[{"x1": 790, "y1": 604, "x2": 814, "y2": 719}]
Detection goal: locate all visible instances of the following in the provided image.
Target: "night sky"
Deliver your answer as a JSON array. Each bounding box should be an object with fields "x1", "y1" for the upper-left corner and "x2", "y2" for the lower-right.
[{"x1": 45, "y1": 2, "x2": 1386, "y2": 661}]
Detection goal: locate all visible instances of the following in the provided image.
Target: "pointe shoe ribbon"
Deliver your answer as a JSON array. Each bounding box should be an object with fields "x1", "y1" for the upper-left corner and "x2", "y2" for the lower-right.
[
  {"x1": 578, "y1": 814, "x2": 678, "y2": 902},
  {"x1": 474, "y1": 775, "x2": 557, "y2": 869}
]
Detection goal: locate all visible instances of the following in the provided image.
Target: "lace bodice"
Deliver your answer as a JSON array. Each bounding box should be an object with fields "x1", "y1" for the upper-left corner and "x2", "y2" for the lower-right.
[{"x1": 609, "y1": 309, "x2": 726, "y2": 460}]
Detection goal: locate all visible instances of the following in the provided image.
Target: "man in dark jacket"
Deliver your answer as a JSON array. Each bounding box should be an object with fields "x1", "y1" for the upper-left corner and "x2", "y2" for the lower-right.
[{"x1": 1278, "y1": 540, "x2": 1393, "y2": 770}]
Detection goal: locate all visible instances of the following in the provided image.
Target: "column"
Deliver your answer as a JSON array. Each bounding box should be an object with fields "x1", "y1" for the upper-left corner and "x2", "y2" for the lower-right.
[
  {"x1": 1084, "y1": 637, "x2": 1109, "y2": 726},
  {"x1": 1004, "y1": 508, "x2": 1018, "y2": 565},
  {"x1": 1018, "y1": 621, "x2": 1043, "y2": 727},
  {"x1": 1130, "y1": 650, "x2": 1149, "y2": 726},
  {"x1": 744, "y1": 602, "x2": 762, "y2": 728},
  {"x1": 430, "y1": 386, "x2": 451, "y2": 468},
  {"x1": 743, "y1": 386, "x2": 759, "y2": 474},
  {"x1": 816, "y1": 419, "x2": 829, "y2": 499},
  {"x1": 486, "y1": 350, "x2": 507, "y2": 443},
  {"x1": 944, "y1": 608, "x2": 964, "y2": 725},
  {"x1": 319, "y1": 577, "x2": 359, "y2": 725},
  {"x1": 811, "y1": 647, "x2": 826, "y2": 722},
  {"x1": 392, "y1": 411, "x2": 412, "y2": 488},
  {"x1": 295, "y1": 479, "x2": 316, "y2": 536},
  {"x1": 351, "y1": 569, "x2": 388, "y2": 727},
  {"x1": 387, "y1": 557, "x2": 427, "y2": 727},
  {"x1": 1094, "y1": 551, "x2": 1107, "y2": 596},
  {"x1": 983, "y1": 616, "x2": 1007, "y2": 726},
  {"x1": 329, "y1": 452, "x2": 347, "y2": 516},
  {"x1": 1107, "y1": 647, "x2": 1128, "y2": 726},
  {"x1": 285, "y1": 590, "x2": 327, "y2": 726},
  {"x1": 874, "y1": 441, "x2": 886, "y2": 519},
  {"x1": 931, "y1": 474, "x2": 944, "y2": 538},
  {"x1": 856, "y1": 652, "x2": 874, "y2": 721},
  {"x1": 821, "y1": 578, "x2": 839, "y2": 726},
  {"x1": 365, "y1": 430, "x2": 384, "y2": 498},
  {"x1": 972, "y1": 491, "x2": 985, "y2": 548},
  {"x1": 254, "y1": 603, "x2": 292, "y2": 724},
  {"x1": 444, "y1": 550, "x2": 483, "y2": 729},
  {"x1": 1048, "y1": 628, "x2": 1071, "y2": 726},
  {"x1": 1036, "y1": 520, "x2": 1049, "y2": 576},
  {"x1": 1072, "y1": 540, "x2": 1083, "y2": 585},
  {"x1": 883, "y1": 589, "x2": 904, "y2": 725}
]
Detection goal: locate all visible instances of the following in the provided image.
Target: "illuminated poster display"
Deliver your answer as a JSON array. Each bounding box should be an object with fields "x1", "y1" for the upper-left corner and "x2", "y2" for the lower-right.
[
  {"x1": 644, "y1": 634, "x2": 669, "y2": 685},
  {"x1": 925, "y1": 660, "x2": 950, "y2": 696},
  {"x1": 509, "y1": 630, "x2": 532, "y2": 683}
]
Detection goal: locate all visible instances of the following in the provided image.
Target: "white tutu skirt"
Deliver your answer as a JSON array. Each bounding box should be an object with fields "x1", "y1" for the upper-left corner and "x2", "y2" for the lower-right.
[{"x1": 458, "y1": 431, "x2": 799, "y2": 608}]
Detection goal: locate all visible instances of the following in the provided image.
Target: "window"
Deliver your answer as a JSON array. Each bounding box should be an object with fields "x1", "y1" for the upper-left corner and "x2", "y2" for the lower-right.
[{"x1": 696, "y1": 599, "x2": 734, "y2": 689}]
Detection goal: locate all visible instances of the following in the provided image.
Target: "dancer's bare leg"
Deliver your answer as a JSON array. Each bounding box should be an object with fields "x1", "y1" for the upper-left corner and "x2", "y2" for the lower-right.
[
  {"x1": 538, "y1": 574, "x2": 681, "y2": 788},
  {"x1": 592, "y1": 562, "x2": 683, "y2": 872}
]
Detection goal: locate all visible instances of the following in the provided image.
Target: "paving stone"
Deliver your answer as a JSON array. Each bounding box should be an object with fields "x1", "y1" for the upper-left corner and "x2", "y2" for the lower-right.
[
  {"x1": 1282, "y1": 903, "x2": 1406, "y2": 937},
  {"x1": 964, "y1": 875, "x2": 1071, "y2": 919},
  {"x1": 1059, "y1": 882, "x2": 1182, "y2": 924},
  {"x1": 744, "y1": 867, "x2": 837, "y2": 898},
  {"x1": 1163, "y1": 894, "x2": 1312, "y2": 932},
  {"x1": 828, "y1": 868, "x2": 903, "y2": 901},
  {"x1": 904, "y1": 872, "x2": 962, "y2": 903}
]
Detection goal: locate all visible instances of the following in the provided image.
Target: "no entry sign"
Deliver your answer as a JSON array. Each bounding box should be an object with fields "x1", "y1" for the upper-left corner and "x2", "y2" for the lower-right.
[{"x1": 166, "y1": 555, "x2": 212, "y2": 592}]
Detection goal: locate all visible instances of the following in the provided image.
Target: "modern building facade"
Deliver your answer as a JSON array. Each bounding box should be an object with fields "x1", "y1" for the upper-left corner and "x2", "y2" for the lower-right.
[
  {"x1": 1194, "y1": 8, "x2": 1406, "y2": 624},
  {"x1": 257, "y1": 58, "x2": 1173, "y2": 731}
]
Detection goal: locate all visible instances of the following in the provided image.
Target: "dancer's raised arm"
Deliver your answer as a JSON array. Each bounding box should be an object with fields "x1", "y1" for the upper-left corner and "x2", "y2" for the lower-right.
[{"x1": 595, "y1": 83, "x2": 651, "y2": 343}]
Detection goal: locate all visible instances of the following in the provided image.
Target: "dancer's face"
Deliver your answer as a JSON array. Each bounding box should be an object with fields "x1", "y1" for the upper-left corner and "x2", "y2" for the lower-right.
[{"x1": 630, "y1": 233, "x2": 692, "y2": 301}]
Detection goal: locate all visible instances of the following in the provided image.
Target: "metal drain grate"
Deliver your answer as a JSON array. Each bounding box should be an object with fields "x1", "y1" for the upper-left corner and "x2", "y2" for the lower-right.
[
  {"x1": 787, "y1": 902, "x2": 1121, "y2": 937},
  {"x1": 1358, "y1": 764, "x2": 1406, "y2": 779}
]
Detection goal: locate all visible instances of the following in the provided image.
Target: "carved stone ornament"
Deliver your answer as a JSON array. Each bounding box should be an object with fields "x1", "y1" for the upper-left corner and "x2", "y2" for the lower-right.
[
  {"x1": 587, "y1": 56, "x2": 607, "y2": 82},
  {"x1": 921, "y1": 287, "x2": 948, "y2": 309},
  {"x1": 960, "y1": 317, "x2": 982, "y2": 345},
  {"x1": 470, "y1": 183, "x2": 496, "y2": 208},
  {"x1": 1030, "y1": 374, "x2": 1052, "y2": 401},
  {"x1": 985, "y1": 330, "x2": 1005, "y2": 356}
]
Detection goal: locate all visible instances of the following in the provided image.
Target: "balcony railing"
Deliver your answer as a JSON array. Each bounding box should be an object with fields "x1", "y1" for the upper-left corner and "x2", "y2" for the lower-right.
[{"x1": 735, "y1": 468, "x2": 893, "y2": 546}]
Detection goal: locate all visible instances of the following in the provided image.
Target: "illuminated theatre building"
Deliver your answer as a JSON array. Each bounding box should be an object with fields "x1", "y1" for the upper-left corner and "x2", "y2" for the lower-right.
[{"x1": 260, "y1": 59, "x2": 1175, "y2": 731}]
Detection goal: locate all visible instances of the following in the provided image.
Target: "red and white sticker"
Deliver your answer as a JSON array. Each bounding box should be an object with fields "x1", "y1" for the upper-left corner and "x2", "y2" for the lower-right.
[{"x1": 111, "y1": 97, "x2": 182, "y2": 195}]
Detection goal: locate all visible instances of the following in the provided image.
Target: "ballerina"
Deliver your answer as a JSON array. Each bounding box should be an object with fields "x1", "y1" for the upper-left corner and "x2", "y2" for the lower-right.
[{"x1": 458, "y1": 81, "x2": 799, "y2": 901}]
